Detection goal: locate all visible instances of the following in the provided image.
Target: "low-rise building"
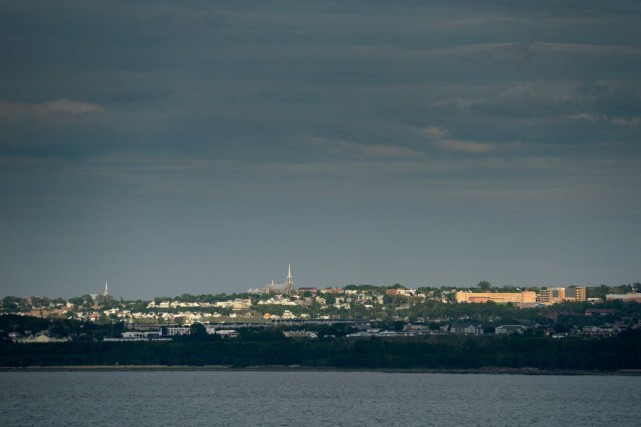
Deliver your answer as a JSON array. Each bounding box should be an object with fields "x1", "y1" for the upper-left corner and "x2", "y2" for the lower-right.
[
  {"x1": 215, "y1": 329, "x2": 238, "y2": 338},
  {"x1": 449, "y1": 323, "x2": 484, "y2": 335},
  {"x1": 495, "y1": 325, "x2": 528, "y2": 334},
  {"x1": 386, "y1": 288, "x2": 417, "y2": 297},
  {"x1": 581, "y1": 325, "x2": 615, "y2": 336},
  {"x1": 122, "y1": 331, "x2": 161, "y2": 339},
  {"x1": 606, "y1": 293, "x2": 641, "y2": 303},
  {"x1": 585, "y1": 309, "x2": 618, "y2": 316},
  {"x1": 283, "y1": 330, "x2": 318, "y2": 339},
  {"x1": 165, "y1": 326, "x2": 191, "y2": 336},
  {"x1": 456, "y1": 291, "x2": 537, "y2": 304},
  {"x1": 297, "y1": 287, "x2": 318, "y2": 296},
  {"x1": 19, "y1": 333, "x2": 71, "y2": 343},
  {"x1": 320, "y1": 287, "x2": 344, "y2": 294}
]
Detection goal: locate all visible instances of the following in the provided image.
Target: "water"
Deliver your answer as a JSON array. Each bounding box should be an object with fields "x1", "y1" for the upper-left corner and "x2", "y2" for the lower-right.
[{"x1": 1, "y1": 371, "x2": 640, "y2": 426}]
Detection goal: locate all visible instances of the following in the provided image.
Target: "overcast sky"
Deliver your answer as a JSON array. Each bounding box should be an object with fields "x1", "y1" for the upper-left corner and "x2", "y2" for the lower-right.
[{"x1": 1, "y1": 1, "x2": 640, "y2": 299}]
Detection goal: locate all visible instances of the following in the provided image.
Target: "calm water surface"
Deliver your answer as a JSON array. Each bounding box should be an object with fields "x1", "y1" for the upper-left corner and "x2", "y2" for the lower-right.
[{"x1": 1, "y1": 371, "x2": 639, "y2": 426}]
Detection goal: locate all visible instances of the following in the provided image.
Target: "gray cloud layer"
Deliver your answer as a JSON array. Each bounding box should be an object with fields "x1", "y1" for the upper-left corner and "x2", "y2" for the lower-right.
[{"x1": 1, "y1": 1, "x2": 640, "y2": 298}]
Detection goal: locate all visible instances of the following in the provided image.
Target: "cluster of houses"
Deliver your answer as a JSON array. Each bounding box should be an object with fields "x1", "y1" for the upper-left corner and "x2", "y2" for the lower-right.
[
  {"x1": 5, "y1": 285, "x2": 641, "y2": 334},
  {"x1": 36, "y1": 287, "x2": 590, "y2": 324}
]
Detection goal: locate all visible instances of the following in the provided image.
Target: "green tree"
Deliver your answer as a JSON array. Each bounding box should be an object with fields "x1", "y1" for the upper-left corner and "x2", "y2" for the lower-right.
[
  {"x1": 31, "y1": 296, "x2": 51, "y2": 307},
  {"x1": 324, "y1": 295, "x2": 336, "y2": 305},
  {"x1": 81, "y1": 294, "x2": 94, "y2": 306},
  {"x1": 2, "y1": 296, "x2": 21, "y2": 312},
  {"x1": 94, "y1": 294, "x2": 114, "y2": 307},
  {"x1": 478, "y1": 281, "x2": 492, "y2": 291},
  {"x1": 68, "y1": 297, "x2": 84, "y2": 307},
  {"x1": 190, "y1": 322, "x2": 207, "y2": 337}
]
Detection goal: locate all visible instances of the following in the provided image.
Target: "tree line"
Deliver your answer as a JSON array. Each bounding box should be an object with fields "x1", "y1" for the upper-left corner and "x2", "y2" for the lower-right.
[{"x1": 2, "y1": 321, "x2": 641, "y2": 371}]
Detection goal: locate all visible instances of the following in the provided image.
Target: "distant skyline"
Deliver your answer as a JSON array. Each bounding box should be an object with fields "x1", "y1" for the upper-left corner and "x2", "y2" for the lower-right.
[{"x1": 1, "y1": 1, "x2": 640, "y2": 299}]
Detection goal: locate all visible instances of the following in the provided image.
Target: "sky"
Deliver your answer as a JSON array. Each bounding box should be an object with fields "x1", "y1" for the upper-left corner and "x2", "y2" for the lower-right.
[{"x1": 1, "y1": 0, "x2": 641, "y2": 299}]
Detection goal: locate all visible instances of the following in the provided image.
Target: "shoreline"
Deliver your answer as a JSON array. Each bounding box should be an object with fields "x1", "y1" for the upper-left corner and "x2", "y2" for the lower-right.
[{"x1": 2, "y1": 365, "x2": 641, "y2": 376}]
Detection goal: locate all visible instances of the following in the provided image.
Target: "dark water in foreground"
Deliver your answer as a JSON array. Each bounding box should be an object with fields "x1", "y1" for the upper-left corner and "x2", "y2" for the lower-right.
[{"x1": 1, "y1": 371, "x2": 640, "y2": 426}]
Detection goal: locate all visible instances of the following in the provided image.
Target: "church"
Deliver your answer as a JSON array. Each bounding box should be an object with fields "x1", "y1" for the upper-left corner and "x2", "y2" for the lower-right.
[{"x1": 262, "y1": 264, "x2": 295, "y2": 295}]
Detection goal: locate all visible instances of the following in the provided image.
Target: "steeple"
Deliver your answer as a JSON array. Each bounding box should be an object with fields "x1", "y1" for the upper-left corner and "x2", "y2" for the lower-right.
[
  {"x1": 103, "y1": 281, "x2": 109, "y2": 297},
  {"x1": 285, "y1": 264, "x2": 294, "y2": 293}
]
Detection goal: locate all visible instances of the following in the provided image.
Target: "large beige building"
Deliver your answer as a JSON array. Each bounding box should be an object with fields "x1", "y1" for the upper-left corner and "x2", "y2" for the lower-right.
[
  {"x1": 538, "y1": 287, "x2": 587, "y2": 305},
  {"x1": 455, "y1": 291, "x2": 537, "y2": 304}
]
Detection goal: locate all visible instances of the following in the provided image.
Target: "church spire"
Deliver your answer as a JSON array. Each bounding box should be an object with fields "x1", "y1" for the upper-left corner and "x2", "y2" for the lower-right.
[
  {"x1": 285, "y1": 264, "x2": 294, "y2": 294},
  {"x1": 103, "y1": 281, "x2": 109, "y2": 297}
]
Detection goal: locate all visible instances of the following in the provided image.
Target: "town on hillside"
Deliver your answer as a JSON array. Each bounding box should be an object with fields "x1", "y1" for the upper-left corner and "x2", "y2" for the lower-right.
[{"x1": 2, "y1": 266, "x2": 641, "y2": 343}]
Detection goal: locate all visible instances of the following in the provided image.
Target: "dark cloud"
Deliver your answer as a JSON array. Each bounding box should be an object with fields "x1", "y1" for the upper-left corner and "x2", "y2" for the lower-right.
[{"x1": 1, "y1": 1, "x2": 640, "y2": 297}]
